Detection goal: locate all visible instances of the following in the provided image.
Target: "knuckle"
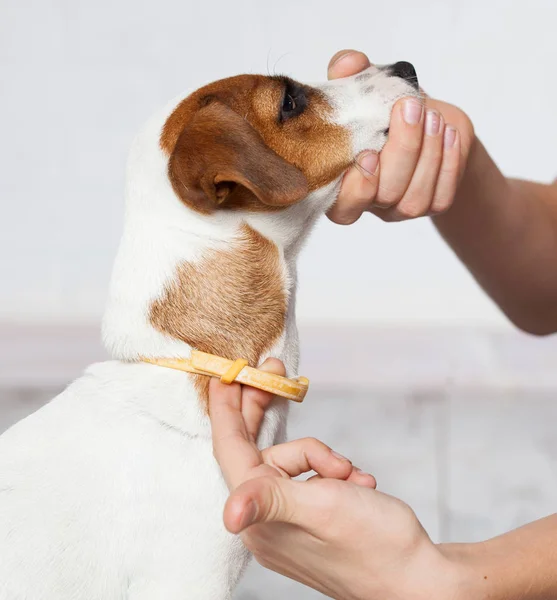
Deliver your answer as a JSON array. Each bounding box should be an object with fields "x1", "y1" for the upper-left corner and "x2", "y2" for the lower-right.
[
  {"x1": 369, "y1": 205, "x2": 397, "y2": 223},
  {"x1": 397, "y1": 201, "x2": 427, "y2": 220},
  {"x1": 263, "y1": 482, "x2": 284, "y2": 522},
  {"x1": 397, "y1": 138, "x2": 423, "y2": 154},
  {"x1": 395, "y1": 127, "x2": 424, "y2": 153},
  {"x1": 333, "y1": 211, "x2": 363, "y2": 226},
  {"x1": 376, "y1": 184, "x2": 403, "y2": 207},
  {"x1": 372, "y1": 210, "x2": 396, "y2": 223},
  {"x1": 439, "y1": 157, "x2": 459, "y2": 176},
  {"x1": 442, "y1": 101, "x2": 474, "y2": 135},
  {"x1": 422, "y1": 144, "x2": 444, "y2": 165},
  {"x1": 431, "y1": 195, "x2": 454, "y2": 214},
  {"x1": 458, "y1": 111, "x2": 475, "y2": 142},
  {"x1": 259, "y1": 479, "x2": 296, "y2": 524},
  {"x1": 301, "y1": 436, "x2": 323, "y2": 450}
]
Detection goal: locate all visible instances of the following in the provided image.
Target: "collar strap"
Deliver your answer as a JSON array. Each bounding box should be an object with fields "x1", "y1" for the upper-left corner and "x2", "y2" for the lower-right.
[{"x1": 141, "y1": 350, "x2": 309, "y2": 403}]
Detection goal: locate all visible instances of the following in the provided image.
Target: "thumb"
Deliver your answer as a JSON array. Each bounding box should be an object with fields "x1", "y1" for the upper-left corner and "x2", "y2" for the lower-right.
[{"x1": 223, "y1": 475, "x2": 304, "y2": 534}]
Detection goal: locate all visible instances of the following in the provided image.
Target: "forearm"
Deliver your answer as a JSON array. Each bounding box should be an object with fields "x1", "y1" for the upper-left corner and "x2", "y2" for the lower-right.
[
  {"x1": 434, "y1": 139, "x2": 557, "y2": 334},
  {"x1": 440, "y1": 514, "x2": 557, "y2": 600}
]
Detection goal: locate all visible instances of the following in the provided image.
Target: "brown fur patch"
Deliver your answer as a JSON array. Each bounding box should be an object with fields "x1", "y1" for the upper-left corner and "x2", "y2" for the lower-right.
[
  {"x1": 160, "y1": 74, "x2": 351, "y2": 213},
  {"x1": 250, "y1": 83, "x2": 352, "y2": 192},
  {"x1": 168, "y1": 102, "x2": 309, "y2": 214},
  {"x1": 149, "y1": 225, "x2": 286, "y2": 409}
]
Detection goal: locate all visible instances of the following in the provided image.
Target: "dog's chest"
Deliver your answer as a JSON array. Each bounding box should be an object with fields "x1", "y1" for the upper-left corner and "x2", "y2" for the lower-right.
[{"x1": 0, "y1": 364, "x2": 253, "y2": 597}]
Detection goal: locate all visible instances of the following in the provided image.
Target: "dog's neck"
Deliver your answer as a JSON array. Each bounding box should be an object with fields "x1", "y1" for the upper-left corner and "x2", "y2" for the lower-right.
[{"x1": 102, "y1": 106, "x2": 338, "y2": 369}]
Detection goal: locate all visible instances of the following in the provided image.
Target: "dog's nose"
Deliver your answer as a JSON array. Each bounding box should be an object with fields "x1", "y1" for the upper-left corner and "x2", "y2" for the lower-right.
[{"x1": 390, "y1": 61, "x2": 419, "y2": 89}]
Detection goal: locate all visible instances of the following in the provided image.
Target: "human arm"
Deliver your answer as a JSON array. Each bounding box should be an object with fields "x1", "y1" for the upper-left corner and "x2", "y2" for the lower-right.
[
  {"x1": 208, "y1": 360, "x2": 557, "y2": 599},
  {"x1": 435, "y1": 143, "x2": 557, "y2": 334},
  {"x1": 328, "y1": 50, "x2": 557, "y2": 334},
  {"x1": 441, "y1": 514, "x2": 557, "y2": 600}
]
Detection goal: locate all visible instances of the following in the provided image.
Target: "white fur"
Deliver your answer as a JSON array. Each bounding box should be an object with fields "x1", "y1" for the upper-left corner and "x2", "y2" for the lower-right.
[{"x1": 0, "y1": 66, "x2": 418, "y2": 599}]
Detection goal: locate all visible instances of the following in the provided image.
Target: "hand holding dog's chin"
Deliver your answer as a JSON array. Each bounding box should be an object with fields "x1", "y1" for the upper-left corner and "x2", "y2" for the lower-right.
[{"x1": 326, "y1": 50, "x2": 476, "y2": 226}]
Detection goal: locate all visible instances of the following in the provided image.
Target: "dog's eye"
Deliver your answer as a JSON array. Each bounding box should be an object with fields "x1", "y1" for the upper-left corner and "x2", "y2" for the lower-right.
[
  {"x1": 279, "y1": 79, "x2": 307, "y2": 122},
  {"x1": 283, "y1": 94, "x2": 296, "y2": 114}
]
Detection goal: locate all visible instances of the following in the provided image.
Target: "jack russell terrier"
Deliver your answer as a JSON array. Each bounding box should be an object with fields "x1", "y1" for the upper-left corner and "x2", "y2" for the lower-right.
[{"x1": 0, "y1": 61, "x2": 420, "y2": 599}]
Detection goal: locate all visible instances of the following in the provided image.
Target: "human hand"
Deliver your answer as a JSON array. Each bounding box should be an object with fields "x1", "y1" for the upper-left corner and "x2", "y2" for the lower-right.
[
  {"x1": 209, "y1": 358, "x2": 376, "y2": 512},
  {"x1": 209, "y1": 359, "x2": 461, "y2": 600},
  {"x1": 327, "y1": 50, "x2": 476, "y2": 224}
]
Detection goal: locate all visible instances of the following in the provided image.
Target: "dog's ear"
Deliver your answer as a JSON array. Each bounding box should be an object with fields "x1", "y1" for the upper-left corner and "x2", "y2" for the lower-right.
[{"x1": 168, "y1": 102, "x2": 308, "y2": 213}]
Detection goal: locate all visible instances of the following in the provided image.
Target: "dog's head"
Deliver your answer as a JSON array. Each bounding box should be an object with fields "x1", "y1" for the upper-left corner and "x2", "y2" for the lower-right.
[
  {"x1": 103, "y1": 61, "x2": 421, "y2": 372},
  {"x1": 158, "y1": 61, "x2": 420, "y2": 215}
]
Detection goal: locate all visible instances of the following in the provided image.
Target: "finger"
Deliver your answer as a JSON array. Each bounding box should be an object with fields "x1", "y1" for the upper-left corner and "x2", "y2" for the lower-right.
[
  {"x1": 348, "y1": 468, "x2": 377, "y2": 489},
  {"x1": 209, "y1": 377, "x2": 245, "y2": 440},
  {"x1": 225, "y1": 475, "x2": 374, "y2": 534},
  {"x1": 327, "y1": 152, "x2": 379, "y2": 225},
  {"x1": 373, "y1": 97, "x2": 425, "y2": 209},
  {"x1": 387, "y1": 109, "x2": 445, "y2": 220},
  {"x1": 242, "y1": 358, "x2": 286, "y2": 443},
  {"x1": 328, "y1": 49, "x2": 371, "y2": 80},
  {"x1": 209, "y1": 377, "x2": 263, "y2": 489},
  {"x1": 224, "y1": 476, "x2": 304, "y2": 533},
  {"x1": 430, "y1": 126, "x2": 461, "y2": 214},
  {"x1": 308, "y1": 468, "x2": 377, "y2": 489},
  {"x1": 262, "y1": 437, "x2": 353, "y2": 480}
]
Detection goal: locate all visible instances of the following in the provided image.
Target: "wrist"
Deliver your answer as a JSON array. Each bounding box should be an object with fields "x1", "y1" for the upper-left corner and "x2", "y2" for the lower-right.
[
  {"x1": 388, "y1": 541, "x2": 479, "y2": 600},
  {"x1": 437, "y1": 542, "x2": 498, "y2": 600},
  {"x1": 425, "y1": 543, "x2": 476, "y2": 600}
]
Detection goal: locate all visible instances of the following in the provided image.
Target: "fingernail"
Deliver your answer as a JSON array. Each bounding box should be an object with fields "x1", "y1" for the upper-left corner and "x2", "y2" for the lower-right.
[
  {"x1": 425, "y1": 110, "x2": 441, "y2": 137},
  {"x1": 444, "y1": 126, "x2": 457, "y2": 148},
  {"x1": 403, "y1": 98, "x2": 423, "y2": 125},
  {"x1": 356, "y1": 469, "x2": 377, "y2": 487},
  {"x1": 258, "y1": 357, "x2": 286, "y2": 376},
  {"x1": 357, "y1": 152, "x2": 379, "y2": 177},
  {"x1": 330, "y1": 50, "x2": 354, "y2": 68},
  {"x1": 332, "y1": 450, "x2": 350, "y2": 462},
  {"x1": 239, "y1": 500, "x2": 257, "y2": 530},
  {"x1": 356, "y1": 468, "x2": 372, "y2": 476}
]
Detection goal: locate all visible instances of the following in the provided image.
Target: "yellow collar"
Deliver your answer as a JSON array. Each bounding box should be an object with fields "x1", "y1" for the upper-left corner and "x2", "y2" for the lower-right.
[{"x1": 142, "y1": 350, "x2": 308, "y2": 403}]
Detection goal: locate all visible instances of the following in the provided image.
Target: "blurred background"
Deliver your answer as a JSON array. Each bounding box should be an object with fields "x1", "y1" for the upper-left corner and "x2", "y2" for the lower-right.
[{"x1": 1, "y1": 0, "x2": 557, "y2": 597}]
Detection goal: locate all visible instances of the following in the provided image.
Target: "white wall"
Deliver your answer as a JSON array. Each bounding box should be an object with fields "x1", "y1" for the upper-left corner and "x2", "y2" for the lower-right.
[{"x1": 1, "y1": 0, "x2": 556, "y2": 327}]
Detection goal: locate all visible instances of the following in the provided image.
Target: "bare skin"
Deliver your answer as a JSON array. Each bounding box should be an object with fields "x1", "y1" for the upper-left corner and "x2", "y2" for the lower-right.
[
  {"x1": 210, "y1": 361, "x2": 557, "y2": 600},
  {"x1": 329, "y1": 50, "x2": 557, "y2": 335},
  {"x1": 208, "y1": 50, "x2": 557, "y2": 598}
]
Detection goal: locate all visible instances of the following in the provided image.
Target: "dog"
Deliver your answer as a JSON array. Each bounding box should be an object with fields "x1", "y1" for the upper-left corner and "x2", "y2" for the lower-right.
[{"x1": 0, "y1": 61, "x2": 420, "y2": 599}]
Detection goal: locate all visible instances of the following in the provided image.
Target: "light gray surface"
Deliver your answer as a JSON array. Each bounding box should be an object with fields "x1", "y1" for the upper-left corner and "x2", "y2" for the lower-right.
[{"x1": 2, "y1": 384, "x2": 555, "y2": 599}]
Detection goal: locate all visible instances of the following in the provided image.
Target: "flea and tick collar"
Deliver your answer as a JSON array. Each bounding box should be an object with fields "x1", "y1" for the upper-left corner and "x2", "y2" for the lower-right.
[{"x1": 142, "y1": 350, "x2": 308, "y2": 403}]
